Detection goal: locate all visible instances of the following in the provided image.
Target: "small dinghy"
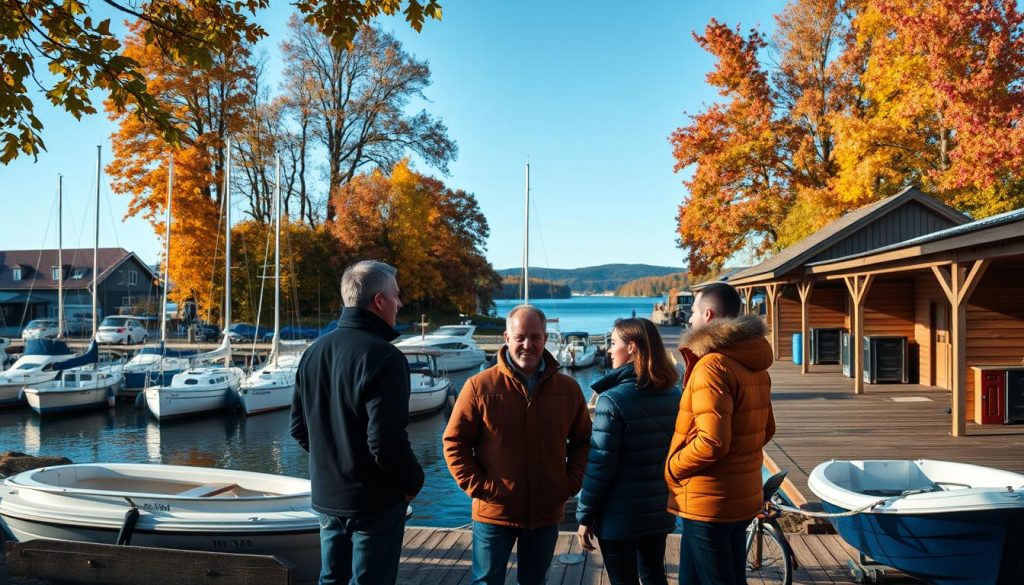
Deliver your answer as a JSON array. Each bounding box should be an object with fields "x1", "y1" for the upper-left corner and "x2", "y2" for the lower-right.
[
  {"x1": 0, "y1": 463, "x2": 320, "y2": 584},
  {"x1": 808, "y1": 459, "x2": 1024, "y2": 585}
]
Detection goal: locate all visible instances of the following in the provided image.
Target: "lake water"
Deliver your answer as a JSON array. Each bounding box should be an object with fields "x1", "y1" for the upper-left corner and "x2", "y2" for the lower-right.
[
  {"x1": 0, "y1": 298, "x2": 671, "y2": 528},
  {"x1": 494, "y1": 296, "x2": 661, "y2": 334}
]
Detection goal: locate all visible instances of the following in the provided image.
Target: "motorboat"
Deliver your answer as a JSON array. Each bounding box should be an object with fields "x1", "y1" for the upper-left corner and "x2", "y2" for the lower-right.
[
  {"x1": 405, "y1": 351, "x2": 452, "y2": 416},
  {"x1": 557, "y1": 332, "x2": 598, "y2": 368},
  {"x1": 0, "y1": 462, "x2": 320, "y2": 584},
  {"x1": 144, "y1": 362, "x2": 244, "y2": 420},
  {"x1": 0, "y1": 339, "x2": 75, "y2": 405},
  {"x1": 122, "y1": 345, "x2": 195, "y2": 390},
  {"x1": 24, "y1": 367, "x2": 124, "y2": 415},
  {"x1": 395, "y1": 324, "x2": 486, "y2": 372},
  {"x1": 808, "y1": 459, "x2": 1024, "y2": 585}
]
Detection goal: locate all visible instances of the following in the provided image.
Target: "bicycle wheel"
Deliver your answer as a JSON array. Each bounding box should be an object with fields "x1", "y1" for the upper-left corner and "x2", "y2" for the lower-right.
[{"x1": 745, "y1": 519, "x2": 793, "y2": 585}]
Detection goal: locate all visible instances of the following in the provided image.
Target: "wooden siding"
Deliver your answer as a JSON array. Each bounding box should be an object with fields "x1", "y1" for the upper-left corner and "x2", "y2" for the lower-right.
[
  {"x1": 860, "y1": 279, "x2": 918, "y2": 383},
  {"x1": 810, "y1": 201, "x2": 962, "y2": 263},
  {"x1": 914, "y1": 273, "x2": 947, "y2": 388},
  {"x1": 964, "y1": 259, "x2": 1024, "y2": 411},
  {"x1": 777, "y1": 286, "x2": 848, "y2": 361}
]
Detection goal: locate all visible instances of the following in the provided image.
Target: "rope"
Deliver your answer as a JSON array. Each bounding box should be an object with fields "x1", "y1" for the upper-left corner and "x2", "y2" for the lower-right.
[{"x1": 773, "y1": 497, "x2": 897, "y2": 519}]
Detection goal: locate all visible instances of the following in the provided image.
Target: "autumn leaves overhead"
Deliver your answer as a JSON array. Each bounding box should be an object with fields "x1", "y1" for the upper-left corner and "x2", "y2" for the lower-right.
[{"x1": 672, "y1": 0, "x2": 1024, "y2": 276}]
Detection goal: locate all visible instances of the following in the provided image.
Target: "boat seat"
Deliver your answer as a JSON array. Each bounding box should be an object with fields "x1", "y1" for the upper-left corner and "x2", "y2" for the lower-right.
[{"x1": 176, "y1": 482, "x2": 238, "y2": 497}]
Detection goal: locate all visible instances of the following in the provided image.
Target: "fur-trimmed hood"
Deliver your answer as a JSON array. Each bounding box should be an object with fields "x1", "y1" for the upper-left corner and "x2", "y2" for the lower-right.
[{"x1": 678, "y1": 314, "x2": 773, "y2": 373}]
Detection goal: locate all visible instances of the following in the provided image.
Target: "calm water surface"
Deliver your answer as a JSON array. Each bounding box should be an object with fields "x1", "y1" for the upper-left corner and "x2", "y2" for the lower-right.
[
  {"x1": 494, "y1": 296, "x2": 660, "y2": 334},
  {"x1": 0, "y1": 362, "x2": 610, "y2": 528}
]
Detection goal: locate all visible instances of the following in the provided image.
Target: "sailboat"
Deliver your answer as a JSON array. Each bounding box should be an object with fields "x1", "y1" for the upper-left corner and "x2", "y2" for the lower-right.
[
  {"x1": 238, "y1": 156, "x2": 304, "y2": 415},
  {"x1": 122, "y1": 157, "x2": 194, "y2": 392},
  {"x1": 25, "y1": 147, "x2": 126, "y2": 415},
  {"x1": 145, "y1": 139, "x2": 243, "y2": 419}
]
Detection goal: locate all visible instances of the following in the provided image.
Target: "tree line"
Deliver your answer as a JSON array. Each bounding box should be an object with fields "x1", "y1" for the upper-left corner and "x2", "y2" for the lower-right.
[
  {"x1": 615, "y1": 273, "x2": 690, "y2": 297},
  {"x1": 673, "y1": 0, "x2": 1024, "y2": 276}
]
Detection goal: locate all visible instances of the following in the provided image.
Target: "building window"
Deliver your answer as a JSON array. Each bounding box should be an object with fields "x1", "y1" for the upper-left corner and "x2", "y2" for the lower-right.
[
  {"x1": 72, "y1": 268, "x2": 86, "y2": 280},
  {"x1": 122, "y1": 296, "x2": 134, "y2": 310},
  {"x1": 126, "y1": 271, "x2": 137, "y2": 286},
  {"x1": 12, "y1": 268, "x2": 21, "y2": 281},
  {"x1": 52, "y1": 266, "x2": 60, "y2": 280}
]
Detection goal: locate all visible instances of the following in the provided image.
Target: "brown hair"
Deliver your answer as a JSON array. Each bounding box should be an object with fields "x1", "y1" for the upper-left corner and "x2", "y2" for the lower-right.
[{"x1": 613, "y1": 318, "x2": 679, "y2": 390}]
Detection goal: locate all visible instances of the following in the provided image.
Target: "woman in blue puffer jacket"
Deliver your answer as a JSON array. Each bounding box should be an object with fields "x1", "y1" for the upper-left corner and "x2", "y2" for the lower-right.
[{"x1": 576, "y1": 317, "x2": 681, "y2": 585}]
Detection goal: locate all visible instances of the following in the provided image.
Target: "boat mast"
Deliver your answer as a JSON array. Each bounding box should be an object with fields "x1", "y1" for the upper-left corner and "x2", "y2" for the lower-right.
[
  {"x1": 57, "y1": 174, "x2": 64, "y2": 340},
  {"x1": 523, "y1": 162, "x2": 529, "y2": 305},
  {"x1": 271, "y1": 154, "x2": 280, "y2": 366},
  {"x1": 161, "y1": 155, "x2": 173, "y2": 345},
  {"x1": 92, "y1": 146, "x2": 100, "y2": 341},
  {"x1": 224, "y1": 136, "x2": 232, "y2": 365}
]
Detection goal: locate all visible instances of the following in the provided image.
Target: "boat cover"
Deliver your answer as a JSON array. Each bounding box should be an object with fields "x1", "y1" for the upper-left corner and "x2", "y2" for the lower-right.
[
  {"x1": 23, "y1": 339, "x2": 74, "y2": 356},
  {"x1": 138, "y1": 343, "x2": 197, "y2": 359},
  {"x1": 53, "y1": 341, "x2": 98, "y2": 371}
]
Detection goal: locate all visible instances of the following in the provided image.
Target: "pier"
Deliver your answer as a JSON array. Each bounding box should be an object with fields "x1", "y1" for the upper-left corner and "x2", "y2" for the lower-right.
[{"x1": 2, "y1": 528, "x2": 892, "y2": 585}]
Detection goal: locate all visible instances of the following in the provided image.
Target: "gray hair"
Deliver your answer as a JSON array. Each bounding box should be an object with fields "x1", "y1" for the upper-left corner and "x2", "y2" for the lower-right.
[
  {"x1": 506, "y1": 304, "x2": 546, "y2": 330},
  {"x1": 341, "y1": 261, "x2": 397, "y2": 308}
]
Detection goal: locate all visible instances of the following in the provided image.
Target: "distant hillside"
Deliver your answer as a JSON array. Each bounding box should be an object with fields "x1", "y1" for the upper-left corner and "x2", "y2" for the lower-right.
[
  {"x1": 496, "y1": 264, "x2": 682, "y2": 295},
  {"x1": 616, "y1": 272, "x2": 690, "y2": 297},
  {"x1": 495, "y1": 276, "x2": 571, "y2": 299}
]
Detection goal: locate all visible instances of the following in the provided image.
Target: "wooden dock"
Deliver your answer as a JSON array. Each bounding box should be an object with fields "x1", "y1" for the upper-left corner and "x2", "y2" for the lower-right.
[
  {"x1": 397, "y1": 528, "x2": 909, "y2": 585},
  {"x1": 765, "y1": 362, "x2": 1024, "y2": 507}
]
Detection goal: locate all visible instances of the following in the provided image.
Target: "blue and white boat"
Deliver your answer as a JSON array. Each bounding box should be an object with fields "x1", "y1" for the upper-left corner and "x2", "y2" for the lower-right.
[
  {"x1": 23, "y1": 341, "x2": 125, "y2": 415},
  {"x1": 122, "y1": 344, "x2": 195, "y2": 390},
  {"x1": 0, "y1": 339, "x2": 76, "y2": 405},
  {"x1": 808, "y1": 459, "x2": 1024, "y2": 585}
]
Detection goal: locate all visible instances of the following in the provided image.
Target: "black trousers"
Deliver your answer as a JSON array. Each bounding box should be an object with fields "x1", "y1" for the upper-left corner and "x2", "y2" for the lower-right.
[{"x1": 597, "y1": 532, "x2": 669, "y2": 585}]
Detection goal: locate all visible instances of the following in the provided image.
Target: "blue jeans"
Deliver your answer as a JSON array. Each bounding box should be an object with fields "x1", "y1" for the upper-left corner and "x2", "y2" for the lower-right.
[
  {"x1": 471, "y1": 522, "x2": 559, "y2": 585},
  {"x1": 317, "y1": 501, "x2": 407, "y2": 585},
  {"x1": 678, "y1": 517, "x2": 749, "y2": 585}
]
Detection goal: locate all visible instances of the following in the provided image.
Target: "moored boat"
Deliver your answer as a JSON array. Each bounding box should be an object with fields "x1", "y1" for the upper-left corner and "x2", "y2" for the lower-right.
[
  {"x1": 144, "y1": 365, "x2": 243, "y2": 419},
  {"x1": 0, "y1": 462, "x2": 320, "y2": 584},
  {"x1": 808, "y1": 459, "x2": 1024, "y2": 585},
  {"x1": 557, "y1": 332, "x2": 598, "y2": 369},
  {"x1": 0, "y1": 339, "x2": 75, "y2": 405},
  {"x1": 395, "y1": 324, "x2": 486, "y2": 372},
  {"x1": 405, "y1": 351, "x2": 452, "y2": 416}
]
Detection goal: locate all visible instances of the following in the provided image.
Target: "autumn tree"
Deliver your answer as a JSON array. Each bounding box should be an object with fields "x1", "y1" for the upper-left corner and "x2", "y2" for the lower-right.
[
  {"x1": 1, "y1": 0, "x2": 442, "y2": 164},
  {"x1": 330, "y1": 160, "x2": 498, "y2": 314},
  {"x1": 281, "y1": 18, "x2": 457, "y2": 221},
  {"x1": 105, "y1": 16, "x2": 256, "y2": 323}
]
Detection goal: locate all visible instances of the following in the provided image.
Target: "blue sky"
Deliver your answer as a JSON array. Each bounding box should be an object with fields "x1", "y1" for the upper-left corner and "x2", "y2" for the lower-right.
[{"x1": 0, "y1": 1, "x2": 785, "y2": 270}]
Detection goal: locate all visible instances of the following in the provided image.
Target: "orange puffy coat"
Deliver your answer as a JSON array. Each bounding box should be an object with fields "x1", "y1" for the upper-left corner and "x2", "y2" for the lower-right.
[{"x1": 665, "y1": 315, "x2": 776, "y2": 523}]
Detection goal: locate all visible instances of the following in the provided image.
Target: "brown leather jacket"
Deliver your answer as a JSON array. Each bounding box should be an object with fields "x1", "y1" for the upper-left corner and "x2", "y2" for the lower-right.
[
  {"x1": 443, "y1": 349, "x2": 592, "y2": 528},
  {"x1": 665, "y1": 315, "x2": 776, "y2": 523}
]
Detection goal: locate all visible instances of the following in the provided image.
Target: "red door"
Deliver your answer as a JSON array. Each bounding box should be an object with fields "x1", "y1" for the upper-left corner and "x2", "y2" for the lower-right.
[{"x1": 980, "y1": 370, "x2": 1006, "y2": 425}]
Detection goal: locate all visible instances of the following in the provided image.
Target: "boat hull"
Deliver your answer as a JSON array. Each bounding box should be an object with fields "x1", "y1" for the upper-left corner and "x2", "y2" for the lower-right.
[
  {"x1": 435, "y1": 352, "x2": 485, "y2": 372},
  {"x1": 145, "y1": 385, "x2": 230, "y2": 419},
  {"x1": 409, "y1": 382, "x2": 450, "y2": 416},
  {"x1": 124, "y1": 369, "x2": 181, "y2": 390},
  {"x1": 239, "y1": 382, "x2": 295, "y2": 415},
  {"x1": 822, "y1": 503, "x2": 1024, "y2": 585},
  {"x1": 24, "y1": 387, "x2": 113, "y2": 414}
]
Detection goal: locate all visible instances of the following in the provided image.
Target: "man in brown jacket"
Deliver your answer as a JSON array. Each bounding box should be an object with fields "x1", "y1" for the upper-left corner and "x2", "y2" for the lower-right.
[
  {"x1": 443, "y1": 305, "x2": 591, "y2": 585},
  {"x1": 665, "y1": 282, "x2": 776, "y2": 585}
]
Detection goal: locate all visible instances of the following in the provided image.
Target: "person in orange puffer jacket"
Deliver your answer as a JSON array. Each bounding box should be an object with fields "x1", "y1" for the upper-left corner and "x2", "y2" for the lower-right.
[{"x1": 665, "y1": 282, "x2": 776, "y2": 585}]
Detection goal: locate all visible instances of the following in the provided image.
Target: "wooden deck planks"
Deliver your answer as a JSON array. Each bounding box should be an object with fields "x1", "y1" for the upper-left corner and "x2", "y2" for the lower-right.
[{"x1": 392, "y1": 529, "x2": 878, "y2": 585}]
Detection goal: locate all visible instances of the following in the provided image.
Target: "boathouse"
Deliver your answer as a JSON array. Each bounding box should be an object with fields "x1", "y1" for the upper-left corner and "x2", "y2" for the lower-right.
[
  {"x1": 691, "y1": 188, "x2": 1024, "y2": 436},
  {"x1": 0, "y1": 248, "x2": 161, "y2": 335}
]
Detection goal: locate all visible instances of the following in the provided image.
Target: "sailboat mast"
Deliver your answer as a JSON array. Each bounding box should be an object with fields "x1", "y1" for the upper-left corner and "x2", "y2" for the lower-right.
[
  {"x1": 523, "y1": 162, "x2": 530, "y2": 305},
  {"x1": 224, "y1": 136, "x2": 232, "y2": 334},
  {"x1": 57, "y1": 174, "x2": 64, "y2": 339},
  {"x1": 272, "y1": 155, "x2": 281, "y2": 365},
  {"x1": 92, "y1": 146, "x2": 100, "y2": 339},
  {"x1": 161, "y1": 156, "x2": 173, "y2": 344}
]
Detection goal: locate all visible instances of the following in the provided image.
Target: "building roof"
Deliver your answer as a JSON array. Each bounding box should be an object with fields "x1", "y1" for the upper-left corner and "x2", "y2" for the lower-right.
[
  {"x1": 725, "y1": 187, "x2": 970, "y2": 286},
  {"x1": 0, "y1": 248, "x2": 159, "y2": 291},
  {"x1": 807, "y1": 207, "x2": 1024, "y2": 267}
]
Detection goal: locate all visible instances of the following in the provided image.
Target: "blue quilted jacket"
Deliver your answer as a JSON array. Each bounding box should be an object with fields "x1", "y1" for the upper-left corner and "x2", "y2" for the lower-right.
[{"x1": 576, "y1": 363, "x2": 681, "y2": 540}]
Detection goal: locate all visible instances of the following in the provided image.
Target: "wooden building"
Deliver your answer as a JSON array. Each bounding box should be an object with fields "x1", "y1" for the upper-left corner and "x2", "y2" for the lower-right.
[{"x1": 693, "y1": 187, "x2": 1024, "y2": 437}]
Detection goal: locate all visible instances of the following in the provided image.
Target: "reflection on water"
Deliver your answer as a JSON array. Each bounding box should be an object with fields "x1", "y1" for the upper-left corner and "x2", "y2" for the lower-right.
[{"x1": 0, "y1": 364, "x2": 607, "y2": 527}]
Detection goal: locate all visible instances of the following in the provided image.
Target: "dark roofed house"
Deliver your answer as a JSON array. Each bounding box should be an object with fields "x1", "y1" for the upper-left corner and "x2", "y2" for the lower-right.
[{"x1": 0, "y1": 248, "x2": 162, "y2": 336}]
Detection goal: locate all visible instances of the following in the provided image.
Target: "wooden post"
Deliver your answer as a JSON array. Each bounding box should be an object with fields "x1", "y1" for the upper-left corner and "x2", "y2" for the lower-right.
[
  {"x1": 797, "y1": 281, "x2": 814, "y2": 374},
  {"x1": 740, "y1": 287, "x2": 751, "y2": 315},
  {"x1": 764, "y1": 284, "x2": 782, "y2": 360},
  {"x1": 842, "y1": 274, "x2": 874, "y2": 395},
  {"x1": 932, "y1": 259, "x2": 990, "y2": 437}
]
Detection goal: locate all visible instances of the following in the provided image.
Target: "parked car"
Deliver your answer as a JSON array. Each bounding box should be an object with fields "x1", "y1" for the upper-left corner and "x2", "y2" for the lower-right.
[
  {"x1": 227, "y1": 323, "x2": 272, "y2": 343},
  {"x1": 21, "y1": 319, "x2": 62, "y2": 340},
  {"x1": 262, "y1": 325, "x2": 321, "y2": 341},
  {"x1": 95, "y1": 316, "x2": 148, "y2": 345},
  {"x1": 191, "y1": 322, "x2": 222, "y2": 342}
]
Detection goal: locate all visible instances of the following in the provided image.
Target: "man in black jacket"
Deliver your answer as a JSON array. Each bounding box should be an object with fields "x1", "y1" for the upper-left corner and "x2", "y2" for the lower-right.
[{"x1": 291, "y1": 260, "x2": 424, "y2": 585}]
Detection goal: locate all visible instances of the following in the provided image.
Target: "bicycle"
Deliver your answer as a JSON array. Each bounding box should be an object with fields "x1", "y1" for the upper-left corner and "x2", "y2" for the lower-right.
[{"x1": 746, "y1": 470, "x2": 797, "y2": 585}]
